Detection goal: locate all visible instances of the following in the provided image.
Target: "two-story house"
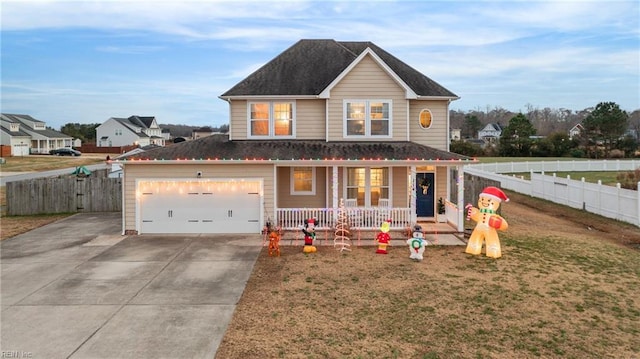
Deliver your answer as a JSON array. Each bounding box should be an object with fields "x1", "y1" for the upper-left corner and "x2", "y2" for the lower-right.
[
  {"x1": 478, "y1": 123, "x2": 503, "y2": 144},
  {"x1": 1, "y1": 113, "x2": 73, "y2": 155},
  {"x1": 117, "y1": 39, "x2": 474, "y2": 235},
  {"x1": 569, "y1": 123, "x2": 584, "y2": 140},
  {"x1": 96, "y1": 115, "x2": 165, "y2": 147}
]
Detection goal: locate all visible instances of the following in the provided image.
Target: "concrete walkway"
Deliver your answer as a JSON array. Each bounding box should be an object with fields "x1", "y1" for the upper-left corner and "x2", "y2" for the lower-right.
[{"x1": 0, "y1": 213, "x2": 262, "y2": 359}]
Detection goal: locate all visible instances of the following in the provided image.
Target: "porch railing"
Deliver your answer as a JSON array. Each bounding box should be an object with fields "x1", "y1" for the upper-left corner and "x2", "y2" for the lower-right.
[{"x1": 275, "y1": 207, "x2": 412, "y2": 231}]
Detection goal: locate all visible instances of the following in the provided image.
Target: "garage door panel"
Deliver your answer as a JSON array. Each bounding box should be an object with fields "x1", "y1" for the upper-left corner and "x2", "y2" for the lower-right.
[{"x1": 138, "y1": 180, "x2": 262, "y2": 234}]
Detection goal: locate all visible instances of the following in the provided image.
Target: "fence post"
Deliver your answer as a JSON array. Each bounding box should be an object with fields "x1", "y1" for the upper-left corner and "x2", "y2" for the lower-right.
[
  {"x1": 597, "y1": 180, "x2": 602, "y2": 216},
  {"x1": 581, "y1": 177, "x2": 586, "y2": 210}
]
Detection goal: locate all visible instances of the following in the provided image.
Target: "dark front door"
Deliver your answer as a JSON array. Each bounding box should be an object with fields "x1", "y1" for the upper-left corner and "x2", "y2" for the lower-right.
[{"x1": 416, "y1": 172, "x2": 435, "y2": 217}]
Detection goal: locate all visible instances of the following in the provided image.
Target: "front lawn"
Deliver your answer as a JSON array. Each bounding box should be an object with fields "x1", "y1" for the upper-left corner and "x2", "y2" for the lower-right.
[{"x1": 216, "y1": 191, "x2": 640, "y2": 359}]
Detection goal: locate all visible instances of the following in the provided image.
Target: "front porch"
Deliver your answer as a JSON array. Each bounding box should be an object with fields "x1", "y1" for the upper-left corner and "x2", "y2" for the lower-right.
[
  {"x1": 274, "y1": 199, "x2": 462, "y2": 232},
  {"x1": 272, "y1": 163, "x2": 467, "y2": 233}
]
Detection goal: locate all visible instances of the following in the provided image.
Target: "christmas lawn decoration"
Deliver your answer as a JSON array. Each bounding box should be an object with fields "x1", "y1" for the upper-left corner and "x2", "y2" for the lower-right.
[
  {"x1": 406, "y1": 225, "x2": 428, "y2": 261},
  {"x1": 333, "y1": 199, "x2": 352, "y2": 252},
  {"x1": 375, "y1": 219, "x2": 392, "y2": 254},
  {"x1": 465, "y1": 186, "x2": 509, "y2": 258},
  {"x1": 302, "y1": 218, "x2": 318, "y2": 253}
]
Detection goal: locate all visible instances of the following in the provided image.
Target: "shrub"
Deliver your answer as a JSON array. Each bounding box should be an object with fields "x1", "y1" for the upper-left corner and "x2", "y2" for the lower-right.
[
  {"x1": 609, "y1": 149, "x2": 625, "y2": 158},
  {"x1": 616, "y1": 168, "x2": 640, "y2": 190},
  {"x1": 571, "y1": 149, "x2": 585, "y2": 158}
]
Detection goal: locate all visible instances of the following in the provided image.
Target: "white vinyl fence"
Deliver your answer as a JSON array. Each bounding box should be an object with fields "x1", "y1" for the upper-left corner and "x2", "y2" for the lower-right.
[{"x1": 464, "y1": 160, "x2": 640, "y2": 227}]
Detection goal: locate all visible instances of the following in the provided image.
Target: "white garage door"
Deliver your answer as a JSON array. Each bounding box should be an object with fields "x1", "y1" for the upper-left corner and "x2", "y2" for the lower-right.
[
  {"x1": 12, "y1": 143, "x2": 30, "y2": 156},
  {"x1": 137, "y1": 179, "x2": 262, "y2": 234}
]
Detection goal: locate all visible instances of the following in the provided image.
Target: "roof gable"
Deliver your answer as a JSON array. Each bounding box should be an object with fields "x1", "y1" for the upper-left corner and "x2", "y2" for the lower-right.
[
  {"x1": 318, "y1": 48, "x2": 417, "y2": 99},
  {"x1": 131, "y1": 116, "x2": 157, "y2": 129},
  {"x1": 220, "y1": 39, "x2": 457, "y2": 99}
]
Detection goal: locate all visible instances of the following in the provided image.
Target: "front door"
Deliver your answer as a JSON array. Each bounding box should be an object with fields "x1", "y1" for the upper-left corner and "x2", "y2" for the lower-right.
[{"x1": 416, "y1": 172, "x2": 435, "y2": 217}]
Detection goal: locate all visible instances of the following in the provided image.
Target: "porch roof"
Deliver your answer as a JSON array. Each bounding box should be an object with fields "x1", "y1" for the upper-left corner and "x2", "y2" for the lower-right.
[{"x1": 124, "y1": 134, "x2": 472, "y2": 163}]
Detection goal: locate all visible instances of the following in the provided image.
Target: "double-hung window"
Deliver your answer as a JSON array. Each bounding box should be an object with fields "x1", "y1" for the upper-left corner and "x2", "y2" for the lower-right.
[
  {"x1": 345, "y1": 167, "x2": 389, "y2": 206},
  {"x1": 344, "y1": 100, "x2": 391, "y2": 137},
  {"x1": 291, "y1": 167, "x2": 315, "y2": 195},
  {"x1": 248, "y1": 101, "x2": 295, "y2": 138}
]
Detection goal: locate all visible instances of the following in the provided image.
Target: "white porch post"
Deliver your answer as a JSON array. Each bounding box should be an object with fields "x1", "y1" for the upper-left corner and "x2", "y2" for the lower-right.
[
  {"x1": 410, "y1": 165, "x2": 416, "y2": 225},
  {"x1": 456, "y1": 164, "x2": 465, "y2": 232},
  {"x1": 332, "y1": 165, "x2": 338, "y2": 223}
]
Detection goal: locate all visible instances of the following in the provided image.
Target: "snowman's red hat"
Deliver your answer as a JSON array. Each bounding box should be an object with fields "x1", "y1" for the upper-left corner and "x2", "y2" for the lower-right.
[{"x1": 480, "y1": 186, "x2": 509, "y2": 202}]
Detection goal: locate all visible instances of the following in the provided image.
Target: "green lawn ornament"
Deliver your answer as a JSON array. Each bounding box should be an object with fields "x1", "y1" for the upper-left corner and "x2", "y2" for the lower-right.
[{"x1": 73, "y1": 166, "x2": 92, "y2": 177}]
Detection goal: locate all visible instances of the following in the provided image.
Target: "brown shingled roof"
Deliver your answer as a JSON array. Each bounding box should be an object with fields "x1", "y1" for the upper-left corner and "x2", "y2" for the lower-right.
[
  {"x1": 126, "y1": 135, "x2": 469, "y2": 162},
  {"x1": 220, "y1": 39, "x2": 457, "y2": 98}
]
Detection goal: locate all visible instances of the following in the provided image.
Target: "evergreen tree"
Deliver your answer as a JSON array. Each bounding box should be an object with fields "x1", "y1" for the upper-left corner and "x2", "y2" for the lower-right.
[
  {"x1": 582, "y1": 102, "x2": 628, "y2": 158},
  {"x1": 462, "y1": 114, "x2": 482, "y2": 139},
  {"x1": 498, "y1": 113, "x2": 536, "y2": 156}
]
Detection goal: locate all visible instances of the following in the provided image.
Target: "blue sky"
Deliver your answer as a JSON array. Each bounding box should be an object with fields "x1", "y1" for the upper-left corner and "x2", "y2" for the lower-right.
[{"x1": 1, "y1": 0, "x2": 638, "y2": 130}]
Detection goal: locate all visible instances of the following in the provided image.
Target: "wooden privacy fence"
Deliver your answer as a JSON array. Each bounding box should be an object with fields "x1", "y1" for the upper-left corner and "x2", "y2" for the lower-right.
[{"x1": 6, "y1": 176, "x2": 122, "y2": 215}]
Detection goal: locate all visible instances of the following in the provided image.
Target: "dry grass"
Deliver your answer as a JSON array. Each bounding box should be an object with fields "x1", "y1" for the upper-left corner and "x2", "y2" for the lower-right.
[
  {"x1": 216, "y1": 191, "x2": 640, "y2": 359},
  {"x1": 0, "y1": 154, "x2": 109, "y2": 173},
  {"x1": 0, "y1": 153, "x2": 113, "y2": 239}
]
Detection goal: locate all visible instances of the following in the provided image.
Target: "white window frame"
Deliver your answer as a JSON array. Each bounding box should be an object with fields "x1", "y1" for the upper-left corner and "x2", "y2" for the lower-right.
[
  {"x1": 343, "y1": 167, "x2": 391, "y2": 207},
  {"x1": 290, "y1": 167, "x2": 316, "y2": 195},
  {"x1": 247, "y1": 101, "x2": 296, "y2": 139},
  {"x1": 343, "y1": 99, "x2": 392, "y2": 138}
]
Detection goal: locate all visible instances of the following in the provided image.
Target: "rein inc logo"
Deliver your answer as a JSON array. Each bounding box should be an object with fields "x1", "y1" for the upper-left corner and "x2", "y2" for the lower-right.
[{"x1": 2, "y1": 351, "x2": 33, "y2": 358}]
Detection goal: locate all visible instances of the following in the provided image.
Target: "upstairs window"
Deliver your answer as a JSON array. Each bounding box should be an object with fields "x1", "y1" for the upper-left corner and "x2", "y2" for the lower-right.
[
  {"x1": 419, "y1": 109, "x2": 433, "y2": 129},
  {"x1": 249, "y1": 101, "x2": 295, "y2": 138},
  {"x1": 344, "y1": 100, "x2": 391, "y2": 137}
]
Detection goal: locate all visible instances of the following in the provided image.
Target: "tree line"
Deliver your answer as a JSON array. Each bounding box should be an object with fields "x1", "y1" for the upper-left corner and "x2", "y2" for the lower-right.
[{"x1": 451, "y1": 102, "x2": 640, "y2": 159}]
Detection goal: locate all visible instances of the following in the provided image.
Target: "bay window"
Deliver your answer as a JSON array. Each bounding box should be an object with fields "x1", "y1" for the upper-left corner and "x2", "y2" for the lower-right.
[
  {"x1": 345, "y1": 167, "x2": 389, "y2": 206},
  {"x1": 249, "y1": 101, "x2": 294, "y2": 138},
  {"x1": 344, "y1": 100, "x2": 391, "y2": 137}
]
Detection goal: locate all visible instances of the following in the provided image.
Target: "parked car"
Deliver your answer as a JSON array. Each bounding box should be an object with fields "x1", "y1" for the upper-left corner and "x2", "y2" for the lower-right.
[{"x1": 50, "y1": 148, "x2": 82, "y2": 156}]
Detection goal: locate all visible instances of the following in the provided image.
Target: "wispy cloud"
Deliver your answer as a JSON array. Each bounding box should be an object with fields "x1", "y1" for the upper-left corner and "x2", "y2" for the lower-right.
[{"x1": 1, "y1": 0, "x2": 638, "y2": 129}]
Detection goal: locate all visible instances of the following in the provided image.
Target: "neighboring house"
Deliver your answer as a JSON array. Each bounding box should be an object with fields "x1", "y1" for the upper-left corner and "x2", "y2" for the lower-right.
[
  {"x1": 96, "y1": 115, "x2": 165, "y2": 147},
  {"x1": 450, "y1": 128, "x2": 461, "y2": 141},
  {"x1": 478, "y1": 123, "x2": 503, "y2": 143},
  {"x1": 161, "y1": 128, "x2": 171, "y2": 141},
  {"x1": 569, "y1": 123, "x2": 584, "y2": 140},
  {"x1": 192, "y1": 126, "x2": 214, "y2": 140},
  {"x1": 0, "y1": 113, "x2": 73, "y2": 155},
  {"x1": 118, "y1": 39, "x2": 474, "y2": 235}
]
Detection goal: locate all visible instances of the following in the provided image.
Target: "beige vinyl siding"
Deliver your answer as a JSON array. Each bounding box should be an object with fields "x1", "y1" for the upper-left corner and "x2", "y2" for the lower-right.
[
  {"x1": 276, "y1": 167, "x2": 327, "y2": 208},
  {"x1": 123, "y1": 163, "x2": 274, "y2": 232},
  {"x1": 327, "y1": 55, "x2": 408, "y2": 141},
  {"x1": 392, "y1": 167, "x2": 409, "y2": 207},
  {"x1": 295, "y1": 100, "x2": 326, "y2": 140},
  {"x1": 228, "y1": 100, "x2": 248, "y2": 140},
  {"x1": 435, "y1": 166, "x2": 448, "y2": 201},
  {"x1": 409, "y1": 100, "x2": 449, "y2": 150}
]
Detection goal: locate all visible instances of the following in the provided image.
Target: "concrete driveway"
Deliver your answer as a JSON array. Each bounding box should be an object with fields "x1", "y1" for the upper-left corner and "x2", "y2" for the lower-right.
[{"x1": 0, "y1": 213, "x2": 262, "y2": 358}]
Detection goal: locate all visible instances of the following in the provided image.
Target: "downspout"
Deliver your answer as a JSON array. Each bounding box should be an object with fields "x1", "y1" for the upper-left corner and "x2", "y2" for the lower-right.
[
  {"x1": 325, "y1": 98, "x2": 329, "y2": 142},
  {"x1": 446, "y1": 99, "x2": 451, "y2": 151},
  {"x1": 406, "y1": 100, "x2": 410, "y2": 141},
  {"x1": 222, "y1": 98, "x2": 233, "y2": 140},
  {"x1": 457, "y1": 164, "x2": 465, "y2": 233}
]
